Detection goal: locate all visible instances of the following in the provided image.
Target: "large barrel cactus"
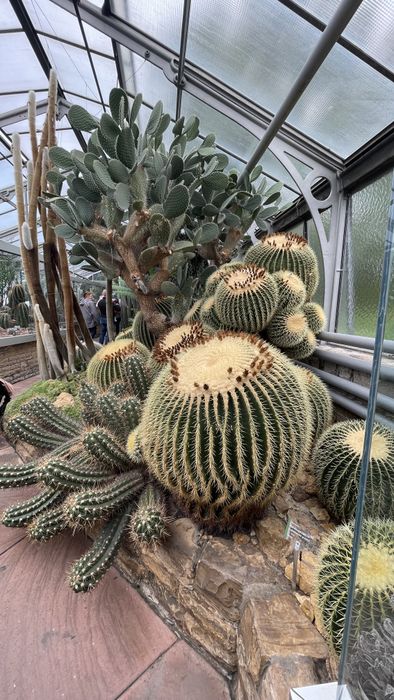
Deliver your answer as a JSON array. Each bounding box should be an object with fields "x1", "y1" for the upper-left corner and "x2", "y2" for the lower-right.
[
  {"x1": 313, "y1": 420, "x2": 394, "y2": 521},
  {"x1": 303, "y1": 301, "x2": 325, "y2": 334},
  {"x1": 266, "y1": 310, "x2": 308, "y2": 348},
  {"x1": 149, "y1": 321, "x2": 207, "y2": 376},
  {"x1": 8, "y1": 283, "x2": 26, "y2": 306},
  {"x1": 316, "y1": 519, "x2": 394, "y2": 655},
  {"x1": 272, "y1": 270, "x2": 307, "y2": 312},
  {"x1": 86, "y1": 338, "x2": 150, "y2": 390},
  {"x1": 244, "y1": 232, "x2": 319, "y2": 299},
  {"x1": 140, "y1": 331, "x2": 311, "y2": 526},
  {"x1": 284, "y1": 328, "x2": 317, "y2": 359},
  {"x1": 199, "y1": 295, "x2": 223, "y2": 331},
  {"x1": 205, "y1": 261, "x2": 244, "y2": 296},
  {"x1": 296, "y1": 367, "x2": 332, "y2": 443},
  {"x1": 214, "y1": 264, "x2": 278, "y2": 333}
]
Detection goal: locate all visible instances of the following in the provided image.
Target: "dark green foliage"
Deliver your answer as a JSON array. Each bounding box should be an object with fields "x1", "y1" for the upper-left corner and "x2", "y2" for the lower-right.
[
  {"x1": 1, "y1": 487, "x2": 64, "y2": 528},
  {"x1": 64, "y1": 471, "x2": 144, "y2": 526}
]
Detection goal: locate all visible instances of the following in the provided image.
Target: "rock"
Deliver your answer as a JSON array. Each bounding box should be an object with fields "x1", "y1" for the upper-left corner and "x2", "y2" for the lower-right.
[
  {"x1": 294, "y1": 593, "x2": 315, "y2": 622},
  {"x1": 255, "y1": 515, "x2": 290, "y2": 565},
  {"x1": 14, "y1": 440, "x2": 45, "y2": 462},
  {"x1": 53, "y1": 391, "x2": 75, "y2": 409},
  {"x1": 258, "y1": 656, "x2": 323, "y2": 700},
  {"x1": 272, "y1": 493, "x2": 291, "y2": 513},
  {"x1": 233, "y1": 532, "x2": 250, "y2": 545},
  {"x1": 303, "y1": 498, "x2": 331, "y2": 523},
  {"x1": 285, "y1": 551, "x2": 318, "y2": 595}
]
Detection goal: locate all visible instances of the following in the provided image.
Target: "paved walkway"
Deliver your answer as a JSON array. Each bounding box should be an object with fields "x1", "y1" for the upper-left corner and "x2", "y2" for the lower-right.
[{"x1": 0, "y1": 379, "x2": 231, "y2": 700}]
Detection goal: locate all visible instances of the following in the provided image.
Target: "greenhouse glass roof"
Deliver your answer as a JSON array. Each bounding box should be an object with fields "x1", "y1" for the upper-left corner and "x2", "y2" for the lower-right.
[{"x1": 0, "y1": 0, "x2": 393, "y2": 256}]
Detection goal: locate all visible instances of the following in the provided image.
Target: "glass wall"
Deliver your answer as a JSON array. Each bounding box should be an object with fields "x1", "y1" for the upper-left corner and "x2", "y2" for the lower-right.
[{"x1": 337, "y1": 170, "x2": 394, "y2": 339}]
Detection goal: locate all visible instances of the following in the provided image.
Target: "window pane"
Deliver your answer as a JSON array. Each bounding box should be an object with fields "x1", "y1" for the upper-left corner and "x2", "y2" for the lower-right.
[
  {"x1": 337, "y1": 170, "x2": 394, "y2": 338},
  {"x1": 111, "y1": 0, "x2": 182, "y2": 51},
  {"x1": 0, "y1": 34, "x2": 47, "y2": 92},
  {"x1": 306, "y1": 219, "x2": 325, "y2": 306},
  {"x1": 117, "y1": 47, "x2": 177, "y2": 117}
]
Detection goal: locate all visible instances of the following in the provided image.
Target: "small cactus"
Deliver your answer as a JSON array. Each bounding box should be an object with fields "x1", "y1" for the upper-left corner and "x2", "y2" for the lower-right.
[
  {"x1": 86, "y1": 338, "x2": 150, "y2": 391},
  {"x1": 129, "y1": 484, "x2": 168, "y2": 544},
  {"x1": 316, "y1": 519, "x2": 394, "y2": 655},
  {"x1": 14, "y1": 302, "x2": 30, "y2": 327},
  {"x1": 6, "y1": 414, "x2": 66, "y2": 450},
  {"x1": 313, "y1": 420, "x2": 394, "y2": 521},
  {"x1": 126, "y1": 428, "x2": 144, "y2": 464},
  {"x1": 214, "y1": 264, "x2": 278, "y2": 333},
  {"x1": 83, "y1": 427, "x2": 131, "y2": 471},
  {"x1": 120, "y1": 354, "x2": 150, "y2": 400},
  {"x1": 68, "y1": 503, "x2": 133, "y2": 592},
  {"x1": 8, "y1": 283, "x2": 26, "y2": 306},
  {"x1": 116, "y1": 325, "x2": 134, "y2": 341},
  {"x1": 284, "y1": 328, "x2": 317, "y2": 359},
  {"x1": 0, "y1": 461, "x2": 39, "y2": 489},
  {"x1": 64, "y1": 471, "x2": 144, "y2": 527},
  {"x1": 244, "y1": 232, "x2": 319, "y2": 299},
  {"x1": 0, "y1": 312, "x2": 12, "y2": 329},
  {"x1": 1, "y1": 487, "x2": 64, "y2": 528},
  {"x1": 28, "y1": 505, "x2": 67, "y2": 542},
  {"x1": 78, "y1": 382, "x2": 101, "y2": 425},
  {"x1": 272, "y1": 271, "x2": 307, "y2": 312},
  {"x1": 266, "y1": 310, "x2": 308, "y2": 348},
  {"x1": 303, "y1": 302, "x2": 325, "y2": 334},
  {"x1": 40, "y1": 457, "x2": 114, "y2": 490},
  {"x1": 296, "y1": 367, "x2": 332, "y2": 443},
  {"x1": 20, "y1": 397, "x2": 80, "y2": 438}
]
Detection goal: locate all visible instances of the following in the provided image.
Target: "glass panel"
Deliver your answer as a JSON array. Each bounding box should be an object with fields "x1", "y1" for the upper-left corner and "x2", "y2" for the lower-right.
[
  {"x1": 0, "y1": 159, "x2": 16, "y2": 188},
  {"x1": 38, "y1": 37, "x2": 99, "y2": 102},
  {"x1": 259, "y1": 150, "x2": 300, "y2": 192},
  {"x1": 0, "y1": 91, "x2": 46, "y2": 113},
  {"x1": 337, "y1": 170, "x2": 394, "y2": 339},
  {"x1": 111, "y1": 0, "x2": 183, "y2": 51},
  {"x1": 1, "y1": 3, "x2": 21, "y2": 29},
  {"x1": 320, "y1": 207, "x2": 331, "y2": 240},
  {"x1": 0, "y1": 33, "x2": 47, "y2": 92},
  {"x1": 307, "y1": 218, "x2": 325, "y2": 306},
  {"x1": 285, "y1": 153, "x2": 313, "y2": 179},
  {"x1": 118, "y1": 47, "x2": 177, "y2": 116},
  {"x1": 294, "y1": 0, "x2": 394, "y2": 71}
]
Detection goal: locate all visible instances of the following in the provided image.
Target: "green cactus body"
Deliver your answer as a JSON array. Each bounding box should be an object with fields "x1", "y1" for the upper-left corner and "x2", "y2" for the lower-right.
[
  {"x1": 314, "y1": 420, "x2": 394, "y2": 521},
  {"x1": 106, "y1": 382, "x2": 129, "y2": 398},
  {"x1": 149, "y1": 321, "x2": 207, "y2": 376},
  {"x1": 284, "y1": 329, "x2": 317, "y2": 359},
  {"x1": 40, "y1": 458, "x2": 114, "y2": 490},
  {"x1": 68, "y1": 503, "x2": 133, "y2": 592},
  {"x1": 214, "y1": 264, "x2": 278, "y2": 333},
  {"x1": 131, "y1": 311, "x2": 156, "y2": 350},
  {"x1": 183, "y1": 299, "x2": 203, "y2": 322},
  {"x1": 14, "y1": 302, "x2": 30, "y2": 327},
  {"x1": 244, "y1": 232, "x2": 319, "y2": 299},
  {"x1": 8, "y1": 283, "x2": 26, "y2": 306},
  {"x1": 7, "y1": 414, "x2": 66, "y2": 449},
  {"x1": 120, "y1": 355, "x2": 150, "y2": 400},
  {"x1": 130, "y1": 484, "x2": 168, "y2": 544},
  {"x1": 83, "y1": 427, "x2": 131, "y2": 471},
  {"x1": 266, "y1": 310, "x2": 308, "y2": 348},
  {"x1": 272, "y1": 271, "x2": 307, "y2": 312},
  {"x1": 120, "y1": 397, "x2": 142, "y2": 434},
  {"x1": 126, "y1": 428, "x2": 144, "y2": 464},
  {"x1": 86, "y1": 338, "x2": 150, "y2": 390},
  {"x1": 96, "y1": 392, "x2": 141, "y2": 437},
  {"x1": 205, "y1": 262, "x2": 244, "y2": 296},
  {"x1": 303, "y1": 302, "x2": 326, "y2": 334},
  {"x1": 0, "y1": 461, "x2": 38, "y2": 489},
  {"x1": 0, "y1": 313, "x2": 12, "y2": 329},
  {"x1": 28, "y1": 506, "x2": 67, "y2": 542},
  {"x1": 116, "y1": 325, "x2": 134, "y2": 340},
  {"x1": 78, "y1": 382, "x2": 100, "y2": 425},
  {"x1": 199, "y1": 296, "x2": 223, "y2": 330},
  {"x1": 21, "y1": 397, "x2": 80, "y2": 438},
  {"x1": 296, "y1": 367, "x2": 333, "y2": 443},
  {"x1": 141, "y1": 332, "x2": 311, "y2": 526},
  {"x1": 64, "y1": 471, "x2": 144, "y2": 526},
  {"x1": 1, "y1": 487, "x2": 64, "y2": 528},
  {"x1": 316, "y1": 519, "x2": 394, "y2": 654}
]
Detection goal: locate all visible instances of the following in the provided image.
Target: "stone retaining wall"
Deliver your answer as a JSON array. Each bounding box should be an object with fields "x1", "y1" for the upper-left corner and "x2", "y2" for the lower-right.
[{"x1": 0, "y1": 338, "x2": 38, "y2": 383}]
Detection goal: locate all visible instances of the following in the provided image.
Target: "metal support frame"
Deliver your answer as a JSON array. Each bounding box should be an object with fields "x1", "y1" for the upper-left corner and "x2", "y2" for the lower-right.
[
  {"x1": 9, "y1": 0, "x2": 86, "y2": 151},
  {"x1": 329, "y1": 390, "x2": 394, "y2": 429},
  {"x1": 313, "y1": 347, "x2": 394, "y2": 382},
  {"x1": 319, "y1": 331, "x2": 394, "y2": 355},
  {"x1": 238, "y1": 0, "x2": 364, "y2": 181},
  {"x1": 175, "y1": 0, "x2": 192, "y2": 120},
  {"x1": 72, "y1": 0, "x2": 106, "y2": 111}
]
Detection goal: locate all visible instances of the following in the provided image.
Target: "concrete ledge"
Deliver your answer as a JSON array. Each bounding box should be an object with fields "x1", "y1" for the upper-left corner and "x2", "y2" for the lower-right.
[{"x1": 0, "y1": 333, "x2": 36, "y2": 348}]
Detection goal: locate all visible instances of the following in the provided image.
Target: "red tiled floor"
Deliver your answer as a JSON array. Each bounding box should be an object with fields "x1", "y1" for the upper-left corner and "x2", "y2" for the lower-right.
[
  {"x1": 0, "y1": 534, "x2": 176, "y2": 699},
  {"x1": 120, "y1": 640, "x2": 231, "y2": 700},
  {"x1": 10, "y1": 374, "x2": 41, "y2": 396}
]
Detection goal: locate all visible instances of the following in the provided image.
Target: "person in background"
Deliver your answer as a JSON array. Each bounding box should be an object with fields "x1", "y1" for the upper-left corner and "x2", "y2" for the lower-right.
[
  {"x1": 113, "y1": 297, "x2": 121, "y2": 335},
  {"x1": 79, "y1": 290, "x2": 98, "y2": 338},
  {"x1": 97, "y1": 289, "x2": 108, "y2": 344},
  {"x1": 0, "y1": 377, "x2": 13, "y2": 424}
]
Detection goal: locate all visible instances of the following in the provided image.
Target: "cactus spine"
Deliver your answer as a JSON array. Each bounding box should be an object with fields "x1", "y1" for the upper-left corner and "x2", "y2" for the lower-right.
[
  {"x1": 86, "y1": 338, "x2": 150, "y2": 390},
  {"x1": 0, "y1": 461, "x2": 38, "y2": 488},
  {"x1": 83, "y1": 427, "x2": 131, "y2": 471},
  {"x1": 96, "y1": 393, "x2": 141, "y2": 438},
  {"x1": 199, "y1": 296, "x2": 223, "y2": 331},
  {"x1": 284, "y1": 329, "x2": 317, "y2": 359},
  {"x1": 303, "y1": 302, "x2": 325, "y2": 334},
  {"x1": 141, "y1": 332, "x2": 311, "y2": 526},
  {"x1": 1, "y1": 487, "x2": 64, "y2": 528},
  {"x1": 149, "y1": 321, "x2": 206, "y2": 375},
  {"x1": 313, "y1": 420, "x2": 394, "y2": 521},
  {"x1": 69, "y1": 504, "x2": 133, "y2": 592},
  {"x1": 214, "y1": 264, "x2": 278, "y2": 333},
  {"x1": 126, "y1": 428, "x2": 144, "y2": 464},
  {"x1": 64, "y1": 471, "x2": 144, "y2": 526},
  {"x1": 183, "y1": 299, "x2": 203, "y2": 322},
  {"x1": 40, "y1": 458, "x2": 114, "y2": 490},
  {"x1": 316, "y1": 519, "x2": 394, "y2": 654},
  {"x1": 7, "y1": 415, "x2": 66, "y2": 449},
  {"x1": 78, "y1": 382, "x2": 101, "y2": 425},
  {"x1": 296, "y1": 367, "x2": 332, "y2": 443},
  {"x1": 28, "y1": 506, "x2": 67, "y2": 541},
  {"x1": 272, "y1": 271, "x2": 307, "y2": 312},
  {"x1": 266, "y1": 310, "x2": 308, "y2": 348},
  {"x1": 129, "y1": 484, "x2": 168, "y2": 544},
  {"x1": 205, "y1": 262, "x2": 244, "y2": 296},
  {"x1": 244, "y1": 232, "x2": 319, "y2": 299}
]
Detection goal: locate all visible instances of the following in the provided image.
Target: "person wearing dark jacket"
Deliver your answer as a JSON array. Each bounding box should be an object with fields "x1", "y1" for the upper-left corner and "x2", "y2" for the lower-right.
[
  {"x1": 97, "y1": 289, "x2": 108, "y2": 344},
  {"x1": 79, "y1": 291, "x2": 99, "y2": 338},
  {"x1": 113, "y1": 297, "x2": 121, "y2": 335}
]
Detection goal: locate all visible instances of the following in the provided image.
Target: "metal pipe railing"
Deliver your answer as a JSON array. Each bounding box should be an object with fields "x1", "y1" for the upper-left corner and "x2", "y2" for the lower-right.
[
  {"x1": 313, "y1": 347, "x2": 394, "y2": 382},
  {"x1": 318, "y1": 331, "x2": 394, "y2": 355},
  {"x1": 328, "y1": 390, "x2": 394, "y2": 430}
]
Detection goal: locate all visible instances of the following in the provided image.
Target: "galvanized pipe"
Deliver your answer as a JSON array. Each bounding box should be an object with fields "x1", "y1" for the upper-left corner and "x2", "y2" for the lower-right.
[
  {"x1": 238, "y1": 0, "x2": 363, "y2": 182},
  {"x1": 176, "y1": 0, "x2": 192, "y2": 120},
  {"x1": 328, "y1": 390, "x2": 394, "y2": 430},
  {"x1": 318, "y1": 331, "x2": 394, "y2": 354},
  {"x1": 313, "y1": 347, "x2": 394, "y2": 382}
]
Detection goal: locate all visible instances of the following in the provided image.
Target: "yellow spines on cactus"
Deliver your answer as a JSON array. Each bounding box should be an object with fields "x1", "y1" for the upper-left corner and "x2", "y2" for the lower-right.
[
  {"x1": 266, "y1": 310, "x2": 308, "y2": 348},
  {"x1": 313, "y1": 420, "x2": 394, "y2": 521},
  {"x1": 244, "y1": 232, "x2": 319, "y2": 299},
  {"x1": 316, "y1": 519, "x2": 394, "y2": 655},
  {"x1": 86, "y1": 338, "x2": 150, "y2": 390},
  {"x1": 284, "y1": 328, "x2": 317, "y2": 359},
  {"x1": 214, "y1": 264, "x2": 278, "y2": 333},
  {"x1": 303, "y1": 302, "x2": 326, "y2": 334},
  {"x1": 140, "y1": 331, "x2": 312, "y2": 527},
  {"x1": 272, "y1": 270, "x2": 307, "y2": 312},
  {"x1": 199, "y1": 295, "x2": 223, "y2": 330},
  {"x1": 205, "y1": 261, "x2": 244, "y2": 296},
  {"x1": 183, "y1": 299, "x2": 203, "y2": 322},
  {"x1": 149, "y1": 321, "x2": 207, "y2": 376},
  {"x1": 296, "y1": 367, "x2": 333, "y2": 443}
]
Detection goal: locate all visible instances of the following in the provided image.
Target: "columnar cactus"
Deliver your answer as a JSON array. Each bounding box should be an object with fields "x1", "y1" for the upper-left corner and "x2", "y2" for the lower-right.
[
  {"x1": 14, "y1": 302, "x2": 30, "y2": 327},
  {"x1": 316, "y1": 519, "x2": 394, "y2": 654},
  {"x1": 86, "y1": 338, "x2": 150, "y2": 390},
  {"x1": 6, "y1": 414, "x2": 66, "y2": 450},
  {"x1": 244, "y1": 232, "x2": 319, "y2": 299},
  {"x1": 296, "y1": 367, "x2": 332, "y2": 443},
  {"x1": 214, "y1": 264, "x2": 278, "y2": 333},
  {"x1": 64, "y1": 471, "x2": 144, "y2": 526},
  {"x1": 266, "y1": 310, "x2": 308, "y2": 348},
  {"x1": 0, "y1": 461, "x2": 38, "y2": 488},
  {"x1": 83, "y1": 427, "x2": 131, "y2": 471},
  {"x1": 120, "y1": 355, "x2": 150, "y2": 400},
  {"x1": 1, "y1": 487, "x2": 64, "y2": 528},
  {"x1": 149, "y1": 321, "x2": 206, "y2": 375},
  {"x1": 40, "y1": 457, "x2": 114, "y2": 490},
  {"x1": 272, "y1": 271, "x2": 307, "y2": 312},
  {"x1": 129, "y1": 484, "x2": 168, "y2": 544},
  {"x1": 28, "y1": 505, "x2": 67, "y2": 541},
  {"x1": 284, "y1": 328, "x2": 317, "y2": 359},
  {"x1": 78, "y1": 382, "x2": 101, "y2": 425},
  {"x1": 313, "y1": 420, "x2": 394, "y2": 521},
  {"x1": 8, "y1": 283, "x2": 26, "y2": 306},
  {"x1": 96, "y1": 392, "x2": 141, "y2": 438},
  {"x1": 69, "y1": 504, "x2": 133, "y2": 592},
  {"x1": 303, "y1": 302, "x2": 325, "y2": 334},
  {"x1": 20, "y1": 397, "x2": 80, "y2": 438},
  {"x1": 141, "y1": 332, "x2": 311, "y2": 526}
]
